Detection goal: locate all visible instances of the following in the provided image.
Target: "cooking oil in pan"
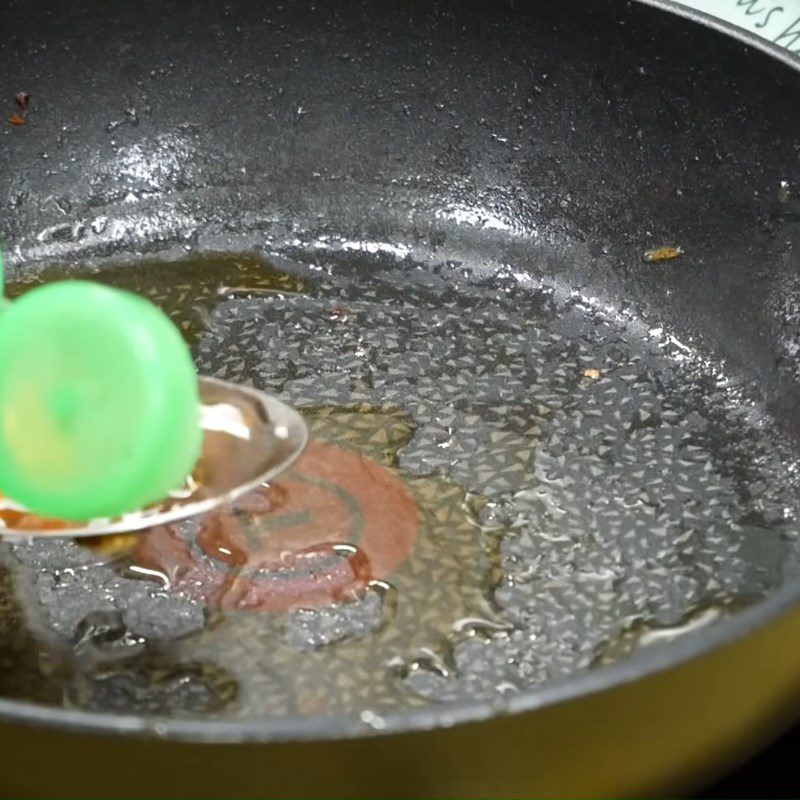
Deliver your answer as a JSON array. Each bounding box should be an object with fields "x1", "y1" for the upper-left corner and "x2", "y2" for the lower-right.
[
  {"x1": 2, "y1": 250, "x2": 800, "y2": 718},
  {"x1": 5, "y1": 253, "x2": 309, "y2": 344}
]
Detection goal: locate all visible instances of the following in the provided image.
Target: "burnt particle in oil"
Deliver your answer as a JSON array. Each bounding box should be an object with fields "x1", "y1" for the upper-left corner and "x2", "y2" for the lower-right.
[
  {"x1": 14, "y1": 92, "x2": 31, "y2": 112},
  {"x1": 643, "y1": 245, "x2": 683, "y2": 262}
]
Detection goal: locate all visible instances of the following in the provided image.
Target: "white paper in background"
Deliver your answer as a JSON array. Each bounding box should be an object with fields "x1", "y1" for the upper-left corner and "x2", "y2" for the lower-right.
[{"x1": 672, "y1": 0, "x2": 800, "y2": 55}]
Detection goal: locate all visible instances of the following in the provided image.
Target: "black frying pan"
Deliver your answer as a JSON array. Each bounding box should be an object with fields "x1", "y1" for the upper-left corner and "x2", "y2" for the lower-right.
[{"x1": 3, "y1": 1, "x2": 800, "y2": 796}]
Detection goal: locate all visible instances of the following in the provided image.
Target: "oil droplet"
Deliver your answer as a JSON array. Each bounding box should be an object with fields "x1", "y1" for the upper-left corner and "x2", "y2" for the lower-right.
[
  {"x1": 72, "y1": 610, "x2": 143, "y2": 653},
  {"x1": 388, "y1": 647, "x2": 454, "y2": 679},
  {"x1": 452, "y1": 616, "x2": 514, "y2": 639},
  {"x1": 359, "y1": 709, "x2": 387, "y2": 730}
]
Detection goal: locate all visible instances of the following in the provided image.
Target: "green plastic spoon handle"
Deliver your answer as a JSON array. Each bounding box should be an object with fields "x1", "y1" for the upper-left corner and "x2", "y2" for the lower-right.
[{"x1": 0, "y1": 280, "x2": 202, "y2": 520}]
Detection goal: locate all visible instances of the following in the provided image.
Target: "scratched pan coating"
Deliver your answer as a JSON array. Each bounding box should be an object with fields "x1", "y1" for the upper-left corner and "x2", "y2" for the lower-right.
[{"x1": 4, "y1": 0, "x2": 800, "y2": 755}]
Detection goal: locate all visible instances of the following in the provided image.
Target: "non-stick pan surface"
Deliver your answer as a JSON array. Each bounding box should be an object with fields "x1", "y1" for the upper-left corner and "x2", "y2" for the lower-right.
[{"x1": 4, "y1": 0, "x2": 800, "y2": 772}]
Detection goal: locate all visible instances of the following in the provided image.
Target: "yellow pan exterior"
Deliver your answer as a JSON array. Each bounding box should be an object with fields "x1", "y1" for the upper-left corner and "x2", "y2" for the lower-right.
[{"x1": 2, "y1": 604, "x2": 800, "y2": 798}]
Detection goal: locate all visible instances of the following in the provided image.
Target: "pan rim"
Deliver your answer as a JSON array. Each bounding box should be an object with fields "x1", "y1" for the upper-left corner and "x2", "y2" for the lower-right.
[
  {"x1": 0, "y1": 577, "x2": 799, "y2": 742},
  {"x1": 2, "y1": 0, "x2": 800, "y2": 743},
  {"x1": 638, "y1": 0, "x2": 800, "y2": 70}
]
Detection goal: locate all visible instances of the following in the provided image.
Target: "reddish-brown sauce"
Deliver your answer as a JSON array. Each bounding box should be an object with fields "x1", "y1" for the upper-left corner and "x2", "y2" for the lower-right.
[{"x1": 133, "y1": 441, "x2": 418, "y2": 612}]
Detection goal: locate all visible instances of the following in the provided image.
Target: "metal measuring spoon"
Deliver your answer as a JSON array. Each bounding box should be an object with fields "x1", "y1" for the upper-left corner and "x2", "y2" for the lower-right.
[{"x1": 0, "y1": 377, "x2": 308, "y2": 538}]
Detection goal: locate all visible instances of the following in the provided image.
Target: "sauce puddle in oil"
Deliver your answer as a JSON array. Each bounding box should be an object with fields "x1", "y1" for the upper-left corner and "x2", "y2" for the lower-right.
[{"x1": 4, "y1": 403, "x2": 494, "y2": 716}]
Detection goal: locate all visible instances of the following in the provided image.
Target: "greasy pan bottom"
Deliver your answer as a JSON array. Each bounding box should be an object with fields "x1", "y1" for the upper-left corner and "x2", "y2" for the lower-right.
[{"x1": 0, "y1": 241, "x2": 798, "y2": 729}]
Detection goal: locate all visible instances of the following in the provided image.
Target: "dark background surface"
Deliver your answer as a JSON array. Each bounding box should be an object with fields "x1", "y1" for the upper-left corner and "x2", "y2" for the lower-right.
[{"x1": 698, "y1": 725, "x2": 800, "y2": 798}]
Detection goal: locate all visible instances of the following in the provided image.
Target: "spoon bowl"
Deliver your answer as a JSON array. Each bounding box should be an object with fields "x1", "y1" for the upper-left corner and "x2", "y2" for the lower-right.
[{"x1": 0, "y1": 377, "x2": 308, "y2": 539}]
